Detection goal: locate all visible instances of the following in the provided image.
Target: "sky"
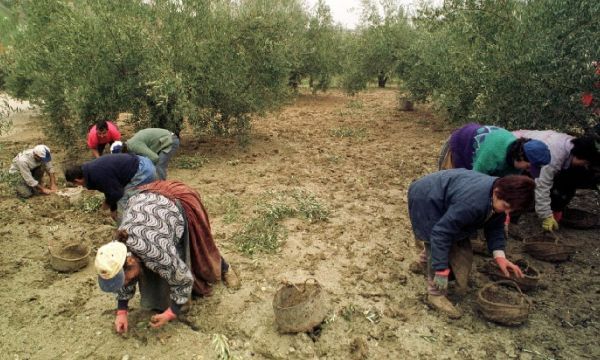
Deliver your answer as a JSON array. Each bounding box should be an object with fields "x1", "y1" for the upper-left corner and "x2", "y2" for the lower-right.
[{"x1": 304, "y1": 0, "x2": 440, "y2": 29}]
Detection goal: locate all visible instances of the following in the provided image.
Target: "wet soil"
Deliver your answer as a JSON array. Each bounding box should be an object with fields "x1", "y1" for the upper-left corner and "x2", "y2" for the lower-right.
[{"x1": 0, "y1": 89, "x2": 599, "y2": 359}]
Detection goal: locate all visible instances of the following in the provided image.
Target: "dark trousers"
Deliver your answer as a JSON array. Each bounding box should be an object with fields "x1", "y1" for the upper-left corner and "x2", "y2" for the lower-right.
[{"x1": 550, "y1": 166, "x2": 600, "y2": 212}]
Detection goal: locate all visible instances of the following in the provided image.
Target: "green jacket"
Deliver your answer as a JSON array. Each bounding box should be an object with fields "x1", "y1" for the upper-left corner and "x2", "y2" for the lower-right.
[
  {"x1": 472, "y1": 127, "x2": 518, "y2": 177},
  {"x1": 126, "y1": 128, "x2": 174, "y2": 163}
]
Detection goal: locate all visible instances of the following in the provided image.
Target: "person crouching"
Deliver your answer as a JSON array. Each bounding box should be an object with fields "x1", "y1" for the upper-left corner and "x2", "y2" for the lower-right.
[
  {"x1": 94, "y1": 180, "x2": 240, "y2": 333},
  {"x1": 408, "y1": 169, "x2": 535, "y2": 318}
]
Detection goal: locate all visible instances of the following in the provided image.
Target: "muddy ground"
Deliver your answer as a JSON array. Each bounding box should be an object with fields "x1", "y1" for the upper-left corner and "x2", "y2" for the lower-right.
[{"x1": 0, "y1": 89, "x2": 598, "y2": 360}]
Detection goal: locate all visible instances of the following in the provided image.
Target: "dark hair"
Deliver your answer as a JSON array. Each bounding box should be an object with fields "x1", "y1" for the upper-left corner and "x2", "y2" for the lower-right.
[
  {"x1": 506, "y1": 138, "x2": 530, "y2": 163},
  {"x1": 64, "y1": 165, "x2": 84, "y2": 182},
  {"x1": 96, "y1": 120, "x2": 108, "y2": 132},
  {"x1": 571, "y1": 136, "x2": 600, "y2": 163},
  {"x1": 493, "y1": 175, "x2": 536, "y2": 212},
  {"x1": 121, "y1": 143, "x2": 128, "y2": 153}
]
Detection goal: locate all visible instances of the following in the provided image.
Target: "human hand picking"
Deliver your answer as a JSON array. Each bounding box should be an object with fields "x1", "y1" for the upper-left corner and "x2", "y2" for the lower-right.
[
  {"x1": 495, "y1": 257, "x2": 523, "y2": 278},
  {"x1": 115, "y1": 310, "x2": 128, "y2": 334},
  {"x1": 150, "y1": 307, "x2": 177, "y2": 329}
]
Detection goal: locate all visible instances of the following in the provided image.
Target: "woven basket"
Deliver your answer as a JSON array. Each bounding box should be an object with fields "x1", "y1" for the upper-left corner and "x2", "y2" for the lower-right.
[
  {"x1": 523, "y1": 232, "x2": 575, "y2": 262},
  {"x1": 477, "y1": 280, "x2": 531, "y2": 326},
  {"x1": 479, "y1": 259, "x2": 540, "y2": 291},
  {"x1": 49, "y1": 243, "x2": 90, "y2": 272},
  {"x1": 561, "y1": 208, "x2": 600, "y2": 229},
  {"x1": 273, "y1": 278, "x2": 327, "y2": 333}
]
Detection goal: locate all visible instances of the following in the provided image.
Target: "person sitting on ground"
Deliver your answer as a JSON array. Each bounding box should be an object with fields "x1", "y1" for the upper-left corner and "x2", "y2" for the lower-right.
[
  {"x1": 512, "y1": 129, "x2": 600, "y2": 231},
  {"x1": 64, "y1": 153, "x2": 157, "y2": 221},
  {"x1": 439, "y1": 123, "x2": 551, "y2": 178},
  {"x1": 408, "y1": 169, "x2": 534, "y2": 319},
  {"x1": 9, "y1": 144, "x2": 58, "y2": 198},
  {"x1": 87, "y1": 120, "x2": 121, "y2": 158},
  {"x1": 94, "y1": 180, "x2": 240, "y2": 333},
  {"x1": 110, "y1": 128, "x2": 180, "y2": 180}
]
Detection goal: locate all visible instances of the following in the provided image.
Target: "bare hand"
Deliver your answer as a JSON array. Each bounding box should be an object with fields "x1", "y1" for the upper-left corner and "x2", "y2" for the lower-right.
[
  {"x1": 149, "y1": 308, "x2": 177, "y2": 329},
  {"x1": 115, "y1": 310, "x2": 128, "y2": 334},
  {"x1": 496, "y1": 257, "x2": 524, "y2": 278}
]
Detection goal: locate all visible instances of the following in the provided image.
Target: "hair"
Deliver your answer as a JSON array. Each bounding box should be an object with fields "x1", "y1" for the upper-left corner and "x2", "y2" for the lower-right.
[
  {"x1": 121, "y1": 143, "x2": 128, "y2": 153},
  {"x1": 96, "y1": 120, "x2": 108, "y2": 132},
  {"x1": 506, "y1": 138, "x2": 530, "y2": 163},
  {"x1": 571, "y1": 136, "x2": 600, "y2": 163},
  {"x1": 64, "y1": 165, "x2": 84, "y2": 182},
  {"x1": 493, "y1": 175, "x2": 536, "y2": 212}
]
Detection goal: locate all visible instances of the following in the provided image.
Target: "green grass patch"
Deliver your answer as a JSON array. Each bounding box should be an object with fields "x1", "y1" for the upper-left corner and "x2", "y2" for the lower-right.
[
  {"x1": 329, "y1": 127, "x2": 367, "y2": 139},
  {"x1": 346, "y1": 99, "x2": 363, "y2": 109},
  {"x1": 174, "y1": 153, "x2": 208, "y2": 169},
  {"x1": 232, "y1": 189, "x2": 330, "y2": 256},
  {"x1": 205, "y1": 193, "x2": 241, "y2": 224},
  {"x1": 76, "y1": 194, "x2": 104, "y2": 213}
]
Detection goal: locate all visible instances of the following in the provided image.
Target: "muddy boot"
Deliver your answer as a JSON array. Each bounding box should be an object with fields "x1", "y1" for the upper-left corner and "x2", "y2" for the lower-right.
[
  {"x1": 223, "y1": 268, "x2": 241, "y2": 289},
  {"x1": 427, "y1": 294, "x2": 462, "y2": 319},
  {"x1": 180, "y1": 300, "x2": 193, "y2": 314},
  {"x1": 409, "y1": 261, "x2": 426, "y2": 275}
]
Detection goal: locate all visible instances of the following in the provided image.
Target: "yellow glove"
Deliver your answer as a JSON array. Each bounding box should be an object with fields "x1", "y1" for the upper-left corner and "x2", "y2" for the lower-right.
[{"x1": 542, "y1": 216, "x2": 559, "y2": 231}]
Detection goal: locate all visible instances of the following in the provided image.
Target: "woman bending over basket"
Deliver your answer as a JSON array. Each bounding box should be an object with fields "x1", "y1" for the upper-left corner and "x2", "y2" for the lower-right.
[{"x1": 408, "y1": 169, "x2": 535, "y2": 319}]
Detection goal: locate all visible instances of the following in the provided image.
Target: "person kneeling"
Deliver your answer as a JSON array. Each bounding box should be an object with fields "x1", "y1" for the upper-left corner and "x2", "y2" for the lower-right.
[{"x1": 408, "y1": 169, "x2": 535, "y2": 319}]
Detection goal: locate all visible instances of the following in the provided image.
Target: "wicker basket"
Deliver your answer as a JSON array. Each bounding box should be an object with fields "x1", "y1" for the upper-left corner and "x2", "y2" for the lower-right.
[
  {"x1": 477, "y1": 280, "x2": 531, "y2": 326},
  {"x1": 479, "y1": 259, "x2": 540, "y2": 291},
  {"x1": 561, "y1": 208, "x2": 600, "y2": 229},
  {"x1": 273, "y1": 278, "x2": 327, "y2": 334},
  {"x1": 523, "y1": 232, "x2": 575, "y2": 262},
  {"x1": 49, "y1": 244, "x2": 90, "y2": 272}
]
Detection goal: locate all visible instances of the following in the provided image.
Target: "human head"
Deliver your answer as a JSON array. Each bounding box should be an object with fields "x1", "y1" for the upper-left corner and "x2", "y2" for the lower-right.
[
  {"x1": 32, "y1": 145, "x2": 51, "y2": 162},
  {"x1": 492, "y1": 175, "x2": 536, "y2": 213},
  {"x1": 110, "y1": 141, "x2": 123, "y2": 154},
  {"x1": 64, "y1": 165, "x2": 85, "y2": 185},
  {"x1": 95, "y1": 241, "x2": 127, "y2": 292},
  {"x1": 570, "y1": 136, "x2": 600, "y2": 168},
  {"x1": 96, "y1": 120, "x2": 108, "y2": 136},
  {"x1": 507, "y1": 138, "x2": 550, "y2": 177}
]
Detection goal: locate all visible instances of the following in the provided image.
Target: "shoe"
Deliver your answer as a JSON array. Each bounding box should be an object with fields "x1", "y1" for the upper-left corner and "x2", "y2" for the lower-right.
[
  {"x1": 409, "y1": 261, "x2": 426, "y2": 275},
  {"x1": 180, "y1": 300, "x2": 192, "y2": 314},
  {"x1": 427, "y1": 294, "x2": 462, "y2": 319},
  {"x1": 223, "y1": 268, "x2": 241, "y2": 289}
]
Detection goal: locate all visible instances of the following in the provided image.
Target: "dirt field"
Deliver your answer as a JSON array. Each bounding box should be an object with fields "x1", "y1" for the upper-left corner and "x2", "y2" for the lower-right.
[{"x1": 0, "y1": 89, "x2": 598, "y2": 360}]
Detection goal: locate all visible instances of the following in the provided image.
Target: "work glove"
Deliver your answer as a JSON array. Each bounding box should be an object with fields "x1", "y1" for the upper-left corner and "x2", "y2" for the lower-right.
[
  {"x1": 115, "y1": 309, "x2": 128, "y2": 334},
  {"x1": 433, "y1": 269, "x2": 450, "y2": 292},
  {"x1": 542, "y1": 216, "x2": 559, "y2": 231},
  {"x1": 150, "y1": 306, "x2": 177, "y2": 329},
  {"x1": 495, "y1": 256, "x2": 523, "y2": 278}
]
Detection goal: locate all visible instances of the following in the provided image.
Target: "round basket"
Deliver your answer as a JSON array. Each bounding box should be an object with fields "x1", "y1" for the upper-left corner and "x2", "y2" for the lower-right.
[
  {"x1": 523, "y1": 231, "x2": 575, "y2": 262},
  {"x1": 561, "y1": 208, "x2": 600, "y2": 229},
  {"x1": 477, "y1": 280, "x2": 531, "y2": 326},
  {"x1": 49, "y1": 243, "x2": 91, "y2": 272},
  {"x1": 273, "y1": 278, "x2": 327, "y2": 334},
  {"x1": 480, "y1": 259, "x2": 540, "y2": 291}
]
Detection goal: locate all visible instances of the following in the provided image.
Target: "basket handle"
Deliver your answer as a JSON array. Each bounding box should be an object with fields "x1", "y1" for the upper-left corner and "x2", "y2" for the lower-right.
[
  {"x1": 549, "y1": 231, "x2": 560, "y2": 244},
  {"x1": 300, "y1": 278, "x2": 321, "y2": 293}
]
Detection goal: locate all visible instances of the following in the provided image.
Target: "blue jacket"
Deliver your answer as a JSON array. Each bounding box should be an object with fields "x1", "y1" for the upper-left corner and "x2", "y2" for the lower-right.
[
  {"x1": 82, "y1": 154, "x2": 139, "y2": 211},
  {"x1": 408, "y1": 169, "x2": 506, "y2": 270}
]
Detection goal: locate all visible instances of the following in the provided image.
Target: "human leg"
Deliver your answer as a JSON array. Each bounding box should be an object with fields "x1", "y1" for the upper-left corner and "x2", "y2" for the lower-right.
[
  {"x1": 424, "y1": 242, "x2": 462, "y2": 319},
  {"x1": 156, "y1": 134, "x2": 180, "y2": 180}
]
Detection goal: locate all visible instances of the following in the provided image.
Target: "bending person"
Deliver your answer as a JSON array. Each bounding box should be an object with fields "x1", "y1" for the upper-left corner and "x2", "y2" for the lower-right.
[
  {"x1": 110, "y1": 128, "x2": 180, "y2": 180},
  {"x1": 439, "y1": 123, "x2": 550, "y2": 178},
  {"x1": 94, "y1": 180, "x2": 240, "y2": 333},
  {"x1": 9, "y1": 144, "x2": 57, "y2": 198},
  {"x1": 408, "y1": 169, "x2": 534, "y2": 318},
  {"x1": 512, "y1": 129, "x2": 600, "y2": 231}
]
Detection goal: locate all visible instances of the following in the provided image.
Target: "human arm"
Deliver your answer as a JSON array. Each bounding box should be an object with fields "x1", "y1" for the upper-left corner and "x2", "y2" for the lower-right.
[
  {"x1": 128, "y1": 142, "x2": 159, "y2": 163},
  {"x1": 91, "y1": 148, "x2": 101, "y2": 158},
  {"x1": 429, "y1": 205, "x2": 480, "y2": 271},
  {"x1": 534, "y1": 165, "x2": 560, "y2": 226}
]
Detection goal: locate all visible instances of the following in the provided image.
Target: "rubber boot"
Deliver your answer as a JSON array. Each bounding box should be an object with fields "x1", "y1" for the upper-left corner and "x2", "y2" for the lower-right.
[{"x1": 427, "y1": 294, "x2": 462, "y2": 319}]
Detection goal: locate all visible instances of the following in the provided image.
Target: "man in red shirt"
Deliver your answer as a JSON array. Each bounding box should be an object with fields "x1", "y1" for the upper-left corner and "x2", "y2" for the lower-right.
[{"x1": 87, "y1": 120, "x2": 122, "y2": 158}]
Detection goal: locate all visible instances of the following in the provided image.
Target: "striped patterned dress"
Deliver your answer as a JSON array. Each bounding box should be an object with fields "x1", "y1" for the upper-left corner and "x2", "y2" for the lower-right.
[{"x1": 115, "y1": 192, "x2": 193, "y2": 306}]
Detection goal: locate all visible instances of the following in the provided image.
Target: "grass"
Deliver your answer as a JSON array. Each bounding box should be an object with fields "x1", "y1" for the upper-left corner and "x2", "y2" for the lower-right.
[
  {"x1": 329, "y1": 127, "x2": 367, "y2": 139},
  {"x1": 0, "y1": 165, "x2": 19, "y2": 196},
  {"x1": 232, "y1": 189, "x2": 330, "y2": 256},
  {"x1": 76, "y1": 194, "x2": 103, "y2": 213},
  {"x1": 173, "y1": 153, "x2": 208, "y2": 169},
  {"x1": 346, "y1": 99, "x2": 364, "y2": 109},
  {"x1": 205, "y1": 194, "x2": 241, "y2": 224},
  {"x1": 212, "y1": 334, "x2": 233, "y2": 360}
]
